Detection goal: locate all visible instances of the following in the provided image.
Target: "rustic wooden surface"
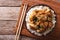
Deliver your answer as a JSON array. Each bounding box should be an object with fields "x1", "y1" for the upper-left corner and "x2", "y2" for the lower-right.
[
  {"x1": 0, "y1": 7, "x2": 20, "y2": 20},
  {"x1": 17, "y1": 0, "x2": 60, "y2": 40},
  {"x1": 0, "y1": 35, "x2": 36, "y2": 40},
  {"x1": 0, "y1": 0, "x2": 21, "y2": 6},
  {"x1": 0, "y1": 0, "x2": 59, "y2": 40},
  {"x1": 0, "y1": 0, "x2": 38, "y2": 40},
  {"x1": 0, "y1": 0, "x2": 37, "y2": 40}
]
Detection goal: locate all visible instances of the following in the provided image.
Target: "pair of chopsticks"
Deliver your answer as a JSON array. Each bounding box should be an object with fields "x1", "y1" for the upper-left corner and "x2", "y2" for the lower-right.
[{"x1": 15, "y1": 4, "x2": 28, "y2": 40}]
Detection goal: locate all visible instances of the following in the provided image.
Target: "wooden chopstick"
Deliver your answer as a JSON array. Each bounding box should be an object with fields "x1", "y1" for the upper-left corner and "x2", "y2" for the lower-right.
[{"x1": 15, "y1": 4, "x2": 28, "y2": 40}]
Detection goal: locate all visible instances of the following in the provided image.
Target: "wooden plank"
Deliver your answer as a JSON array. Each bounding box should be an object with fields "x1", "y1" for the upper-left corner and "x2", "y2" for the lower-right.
[
  {"x1": 0, "y1": 0, "x2": 21, "y2": 7},
  {"x1": 53, "y1": 0, "x2": 60, "y2": 3},
  {"x1": 21, "y1": 36, "x2": 36, "y2": 40},
  {"x1": 0, "y1": 35, "x2": 36, "y2": 40},
  {"x1": 0, "y1": 21, "x2": 16, "y2": 35},
  {"x1": 0, "y1": 35, "x2": 15, "y2": 40},
  {"x1": 0, "y1": 0, "x2": 59, "y2": 7},
  {"x1": 17, "y1": 0, "x2": 60, "y2": 39},
  {"x1": 0, "y1": 7, "x2": 20, "y2": 20},
  {"x1": 0, "y1": 7, "x2": 20, "y2": 34}
]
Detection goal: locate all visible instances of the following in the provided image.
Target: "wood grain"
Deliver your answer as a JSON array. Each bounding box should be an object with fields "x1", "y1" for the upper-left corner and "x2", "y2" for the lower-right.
[
  {"x1": 53, "y1": 0, "x2": 60, "y2": 3},
  {"x1": 16, "y1": 0, "x2": 60, "y2": 39},
  {"x1": 0, "y1": 35, "x2": 36, "y2": 40},
  {"x1": 0, "y1": 7, "x2": 21, "y2": 34},
  {"x1": 0, "y1": 7, "x2": 20, "y2": 20},
  {"x1": 0, "y1": 0, "x2": 59, "y2": 40},
  {"x1": 0, "y1": 0, "x2": 21, "y2": 7},
  {"x1": 0, "y1": 0, "x2": 36, "y2": 40},
  {"x1": 0, "y1": 35, "x2": 15, "y2": 40},
  {"x1": 0, "y1": 21, "x2": 16, "y2": 35},
  {"x1": 0, "y1": 0, "x2": 59, "y2": 35}
]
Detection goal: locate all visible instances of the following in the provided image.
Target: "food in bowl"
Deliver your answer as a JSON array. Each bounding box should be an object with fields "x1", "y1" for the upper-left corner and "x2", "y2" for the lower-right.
[{"x1": 25, "y1": 5, "x2": 56, "y2": 36}]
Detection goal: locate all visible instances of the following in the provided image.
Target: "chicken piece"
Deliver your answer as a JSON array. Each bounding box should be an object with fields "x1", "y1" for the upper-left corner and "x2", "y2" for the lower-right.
[
  {"x1": 29, "y1": 15, "x2": 38, "y2": 23},
  {"x1": 48, "y1": 22, "x2": 53, "y2": 28},
  {"x1": 29, "y1": 11, "x2": 37, "y2": 21},
  {"x1": 43, "y1": 6, "x2": 50, "y2": 13},
  {"x1": 35, "y1": 10, "x2": 45, "y2": 15},
  {"x1": 44, "y1": 22, "x2": 49, "y2": 28},
  {"x1": 29, "y1": 23, "x2": 37, "y2": 30},
  {"x1": 36, "y1": 28, "x2": 45, "y2": 33},
  {"x1": 29, "y1": 15, "x2": 34, "y2": 21},
  {"x1": 35, "y1": 21, "x2": 40, "y2": 26},
  {"x1": 36, "y1": 15, "x2": 44, "y2": 20},
  {"x1": 42, "y1": 15, "x2": 48, "y2": 21},
  {"x1": 30, "y1": 21, "x2": 41, "y2": 30},
  {"x1": 47, "y1": 11, "x2": 52, "y2": 17},
  {"x1": 39, "y1": 22, "x2": 45, "y2": 28},
  {"x1": 48, "y1": 17, "x2": 52, "y2": 21},
  {"x1": 45, "y1": 9, "x2": 50, "y2": 13}
]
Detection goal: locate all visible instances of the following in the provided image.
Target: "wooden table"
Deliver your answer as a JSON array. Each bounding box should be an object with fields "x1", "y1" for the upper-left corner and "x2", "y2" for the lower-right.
[
  {"x1": 0, "y1": 0, "x2": 36, "y2": 40},
  {"x1": 0, "y1": 0, "x2": 59, "y2": 40}
]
